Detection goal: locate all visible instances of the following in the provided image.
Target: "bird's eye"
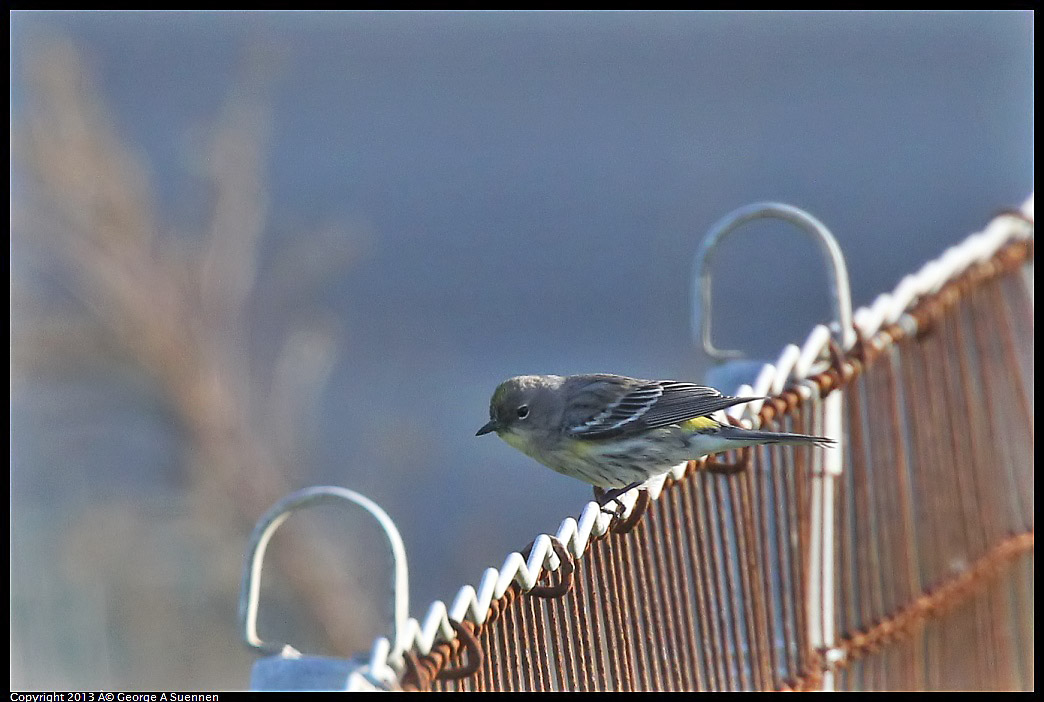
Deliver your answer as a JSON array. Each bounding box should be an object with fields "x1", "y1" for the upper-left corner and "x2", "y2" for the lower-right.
[{"x1": 516, "y1": 405, "x2": 529, "y2": 419}]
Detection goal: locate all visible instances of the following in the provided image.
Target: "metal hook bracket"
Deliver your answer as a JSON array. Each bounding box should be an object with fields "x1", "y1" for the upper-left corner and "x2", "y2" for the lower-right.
[
  {"x1": 691, "y1": 203, "x2": 852, "y2": 692},
  {"x1": 239, "y1": 485, "x2": 409, "y2": 690},
  {"x1": 692, "y1": 202, "x2": 855, "y2": 366}
]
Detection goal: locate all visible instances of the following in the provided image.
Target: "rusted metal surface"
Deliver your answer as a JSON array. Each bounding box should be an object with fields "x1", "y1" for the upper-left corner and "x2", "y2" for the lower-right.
[{"x1": 403, "y1": 237, "x2": 1033, "y2": 692}]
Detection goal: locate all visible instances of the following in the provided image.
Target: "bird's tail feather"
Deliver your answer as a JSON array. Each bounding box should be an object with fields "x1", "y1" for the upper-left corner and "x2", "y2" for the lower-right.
[{"x1": 716, "y1": 425, "x2": 835, "y2": 448}]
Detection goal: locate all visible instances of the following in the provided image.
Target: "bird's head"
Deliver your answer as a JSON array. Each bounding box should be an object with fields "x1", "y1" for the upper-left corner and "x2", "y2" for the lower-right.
[{"x1": 476, "y1": 375, "x2": 563, "y2": 442}]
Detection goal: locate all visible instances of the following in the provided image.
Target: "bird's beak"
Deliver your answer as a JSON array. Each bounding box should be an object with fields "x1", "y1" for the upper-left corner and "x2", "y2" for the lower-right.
[{"x1": 476, "y1": 419, "x2": 499, "y2": 436}]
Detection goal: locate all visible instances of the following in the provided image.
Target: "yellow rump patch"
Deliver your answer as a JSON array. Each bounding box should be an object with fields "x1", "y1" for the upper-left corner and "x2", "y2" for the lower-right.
[{"x1": 679, "y1": 416, "x2": 719, "y2": 431}]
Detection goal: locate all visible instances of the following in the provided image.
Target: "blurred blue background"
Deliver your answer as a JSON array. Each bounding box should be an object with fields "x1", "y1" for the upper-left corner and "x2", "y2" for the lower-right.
[{"x1": 10, "y1": 10, "x2": 1032, "y2": 690}]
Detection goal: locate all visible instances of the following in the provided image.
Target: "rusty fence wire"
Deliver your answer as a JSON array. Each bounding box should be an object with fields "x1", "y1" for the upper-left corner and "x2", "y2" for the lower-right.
[{"x1": 393, "y1": 220, "x2": 1033, "y2": 692}]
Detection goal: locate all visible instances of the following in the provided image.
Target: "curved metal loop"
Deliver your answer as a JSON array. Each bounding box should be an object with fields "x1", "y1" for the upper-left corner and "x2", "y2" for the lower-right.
[
  {"x1": 692, "y1": 202, "x2": 855, "y2": 361},
  {"x1": 526, "y1": 537, "x2": 575, "y2": 598},
  {"x1": 400, "y1": 649, "x2": 431, "y2": 692},
  {"x1": 435, "y1": 619, "x2": 485, "y2": 681},
  {"x1": 239, "y1": 486, "x2": 409, "y2": 660}
]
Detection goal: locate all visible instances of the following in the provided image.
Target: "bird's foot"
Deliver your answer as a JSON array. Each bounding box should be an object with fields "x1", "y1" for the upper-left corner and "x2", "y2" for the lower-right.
[{"x1": 593, "y1": 482, "x2": 642, "y2": 518}]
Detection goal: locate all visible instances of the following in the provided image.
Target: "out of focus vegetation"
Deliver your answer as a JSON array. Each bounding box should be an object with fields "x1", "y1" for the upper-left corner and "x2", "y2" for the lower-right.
[{"x1": 11, "y1": 39, "x2": 372, "y2": 689}]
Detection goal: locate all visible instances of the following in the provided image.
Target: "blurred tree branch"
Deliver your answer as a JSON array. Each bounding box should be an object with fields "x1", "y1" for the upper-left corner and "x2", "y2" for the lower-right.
[{"x1": 12, "y1": 38, "x2": 373, "y2": 656}]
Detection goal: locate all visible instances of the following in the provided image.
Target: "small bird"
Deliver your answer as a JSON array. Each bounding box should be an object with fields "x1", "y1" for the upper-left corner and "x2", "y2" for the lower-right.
[{"x1": 477, "y1": 374, "x2": 833, "y2": 503}]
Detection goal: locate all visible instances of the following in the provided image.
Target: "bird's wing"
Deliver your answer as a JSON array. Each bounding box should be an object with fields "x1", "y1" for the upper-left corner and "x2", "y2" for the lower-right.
[{"x1": 567, "y1": 379, "x2": 761, "y2": 439}]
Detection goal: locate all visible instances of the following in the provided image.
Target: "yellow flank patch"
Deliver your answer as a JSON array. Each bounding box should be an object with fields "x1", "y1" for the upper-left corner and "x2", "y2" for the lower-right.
[
  {"x1": 566, "y1": 438, "x2": 595, "y2": 456},
  {"x1": 680, "y1": 416, "x2": 719, "y2": 431}
]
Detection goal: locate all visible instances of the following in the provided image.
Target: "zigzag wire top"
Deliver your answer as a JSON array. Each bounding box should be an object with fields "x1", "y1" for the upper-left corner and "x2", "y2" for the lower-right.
[{"x1": 363, "y1": 195, "x2": 1035, "y2": 687}]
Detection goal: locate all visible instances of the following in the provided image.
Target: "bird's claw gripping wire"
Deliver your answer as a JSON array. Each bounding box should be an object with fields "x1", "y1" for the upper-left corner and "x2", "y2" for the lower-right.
[{"x1": 593, "y1": 482, "x2": 642, "y2": 518}]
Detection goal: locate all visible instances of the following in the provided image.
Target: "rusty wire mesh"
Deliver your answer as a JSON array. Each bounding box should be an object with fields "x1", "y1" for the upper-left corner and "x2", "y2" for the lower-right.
[{"x1": 402, "y1": 237, "x2": 1033, "y2": 692}]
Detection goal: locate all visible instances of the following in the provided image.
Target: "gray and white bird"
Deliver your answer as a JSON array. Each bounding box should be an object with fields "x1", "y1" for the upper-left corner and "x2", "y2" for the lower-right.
[{"x1": 477, "y1": 374, "x2": 833, "y2": 498}]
